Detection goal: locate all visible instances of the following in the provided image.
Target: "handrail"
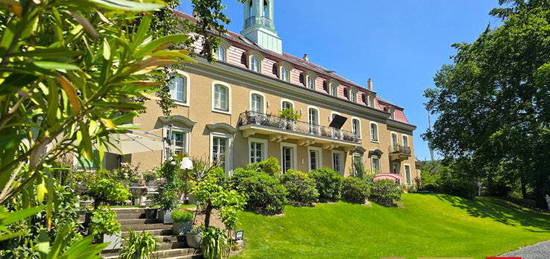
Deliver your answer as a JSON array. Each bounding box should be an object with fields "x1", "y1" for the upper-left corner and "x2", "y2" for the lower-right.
[
  {"x1": 238, "y1": 111, "x2": 361, "y2": 144},
  {"x1": 389, "y1": 144, "x2": 412, "y2": 155}
]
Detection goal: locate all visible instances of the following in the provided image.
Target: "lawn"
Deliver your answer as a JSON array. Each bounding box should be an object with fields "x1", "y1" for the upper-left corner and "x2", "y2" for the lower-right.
[{"x1": 236, "y1": 193, "x2": 550, "y2": 259}]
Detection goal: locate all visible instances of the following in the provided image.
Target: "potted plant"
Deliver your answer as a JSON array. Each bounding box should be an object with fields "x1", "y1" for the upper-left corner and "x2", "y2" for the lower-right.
[
  {"x1": 185, "y1": 226, "x2": 202, "y2": 249},
  {"x1": 152, "y1": 158, "x2": 181, "y2": 224},
  {"x1": 171, "y1": 208, "x2": 194, "y2": 236},
  {"x1": 279, "y1": 108, "x2": 300, "y2": 130}
]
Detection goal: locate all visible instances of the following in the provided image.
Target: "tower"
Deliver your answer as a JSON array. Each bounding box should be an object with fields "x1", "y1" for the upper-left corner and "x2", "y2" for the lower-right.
[{"x1": 241, "y1": 0, "x2": 283, "y2": 54}]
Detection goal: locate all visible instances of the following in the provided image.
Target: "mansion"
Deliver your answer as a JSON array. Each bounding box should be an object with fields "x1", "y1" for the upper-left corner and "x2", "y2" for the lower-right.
[{"x1": 123, "y1": 0, "x2": 418, "y2": 186}]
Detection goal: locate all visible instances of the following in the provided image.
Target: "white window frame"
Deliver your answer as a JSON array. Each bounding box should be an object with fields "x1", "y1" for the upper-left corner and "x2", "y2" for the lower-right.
[
  {"x1": 279, "y1": 64, "x2": 291, "y2": 82},
  {"x1": 248, "y1": 137, "x2": 268, "y2": 164},
  {"x1": 351, "y1": 117, "x2": 361, "y2": 139},
  {"x1": 391, "y1": 131, "x2": 399, "y2": 149},
  {"x1": 332, "y1": 150, "x2": 345, "y2": 175},
  {"x1": 371, "y1": 156, "x2": 381, "y2": 173},
  {"x1": 350, "y1": 89, "x2": 357, "y2": 102},
  {"x1": 163, "y1": 126, "x2": 190, "y2": 160},
  {"x1": 209, "y1": 132, "x2": 233, "y2": 173},
  {"x1": 281, "y1": 99, "x2": 295, "y2": 110},
  {"x1": 211, "y1": 81, "x2": 231, "y2": 114},
  {"x1": 331, "y1": 82, "x2": 338, "y2": 97},
  {"x1": 249, "y1": 91, "x2": 266, "y2": 114},
  {"x1": 249, "y1": 55, "x2": 262, "y2": 73},
  {"x1": 352, "y1": 153, "x2": 363, "y2": 175},
  {"x1": 308, "y1": 146, "x2": 322, "y2": 171},
  {"x1": 280, "y1": 142, "x2": 297, "y2": 172},
  {"x1": 370, "y1": 122, "x2": 379, "y2": 143},
  {"x1": 215, "y1": 44, "x2": 227, "y2": 62},
  {"x1": 402, "y1": 135, "x2": 409, "y2": 148},
  {"x1": 404, "y1": 164, "x2": 412, "y2": 186},
  {"x1": 168, "y1": 70, "x2": 190, "y2": 106},
  {"x1": 306, "y1": 74, "x2": 316, "y2": 90}
]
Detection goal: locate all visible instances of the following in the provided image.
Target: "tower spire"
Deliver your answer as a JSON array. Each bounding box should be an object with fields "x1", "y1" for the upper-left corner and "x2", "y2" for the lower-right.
[{"x1": 241, "y1": 0, "x2": 283, "y2": 54}]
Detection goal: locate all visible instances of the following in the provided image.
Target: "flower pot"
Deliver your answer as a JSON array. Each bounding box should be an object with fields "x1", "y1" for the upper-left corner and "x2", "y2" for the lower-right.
[
  {"x1": 103, "y1": 232, "x2": 122, "y2": 251},
  {"x1": 157, "y1": 209, "x2": 173, "y2": 224},
  {"x1": 172, "y1": 221, "x2": 193, "y2": 236},
  {"x1": 144, "y1": 208, "x2": 158, "y2": 220},
  {"x1": 185, "y1": 231, "x2": 202, "y2": 249}
]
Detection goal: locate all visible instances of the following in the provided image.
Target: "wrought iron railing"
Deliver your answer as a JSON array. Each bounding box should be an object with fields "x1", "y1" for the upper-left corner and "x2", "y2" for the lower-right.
[
  {"x1": 245, "y1": 16, "x2": 273, "y2": 28},
  {"x1": 389, "y1": 144, "x2": 412, "y2": 155},
  {"x1": 238, "y1": 111, "x2": 361, "y2": 144}
]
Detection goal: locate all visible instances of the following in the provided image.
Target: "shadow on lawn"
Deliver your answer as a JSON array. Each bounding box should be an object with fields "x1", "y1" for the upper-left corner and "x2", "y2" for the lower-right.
[{"x1": 436, "y1": 194, "x2": 550, "y2": 232}]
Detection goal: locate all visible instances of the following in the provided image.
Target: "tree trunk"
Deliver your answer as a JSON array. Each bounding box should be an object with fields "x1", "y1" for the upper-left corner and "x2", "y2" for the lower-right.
[
  {"x1": 204, "y1": 202, "x2": 213, "y2": 228},
  {"x1": 533, "y1": 167, "x2": 549, "y2": 210}
]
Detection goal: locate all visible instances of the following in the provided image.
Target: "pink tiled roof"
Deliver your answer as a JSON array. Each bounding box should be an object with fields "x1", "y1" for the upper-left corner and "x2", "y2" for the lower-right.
[{"x1": 174, "y1": 10, "x2": 413, "y2": 126}]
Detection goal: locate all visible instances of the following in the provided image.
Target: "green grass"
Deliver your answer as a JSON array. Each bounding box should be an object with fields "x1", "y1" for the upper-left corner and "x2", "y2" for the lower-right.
[{"x1": 236, "y1": 194, "x2": 550, "y2": 259}]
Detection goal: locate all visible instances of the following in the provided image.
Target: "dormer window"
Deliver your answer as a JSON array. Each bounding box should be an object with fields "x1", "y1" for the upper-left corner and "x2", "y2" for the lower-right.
[
  {"x1": 306, "y1": 74, "x2": 316, "y2": 90},
  {"x1": 278, "y1": 63, "x2": 291, "y2": 82},
  {"x1": 322, "y1": 80, "x2": 329, "y2": 93},
  {"x1": 343, "y1": 88, "x2": 350, "y2": 100},
  {"x1": 361, "y1": 94, "x2": 367, "y2": 104},
  {"x1": 216, "y1": 45, "x2": 227, "y2": 62},
  {"x1": 331, "y1": 82, "x2": 338, "y2": 97},
  {"x1": 250, "y1": 55, "x2": 261, "y2": 72},
  {"x1": 350, "y1": 89, "x2": 357, "y2": 102}
]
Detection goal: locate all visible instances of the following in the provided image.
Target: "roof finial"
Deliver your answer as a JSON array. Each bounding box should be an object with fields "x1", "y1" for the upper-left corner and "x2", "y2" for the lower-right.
[
  {"x1": 303, "y1": 54, "x2": 309, "y2": 62},
  {"x1": 367, "y1": 78, "x2": 373, "y2": 91}
]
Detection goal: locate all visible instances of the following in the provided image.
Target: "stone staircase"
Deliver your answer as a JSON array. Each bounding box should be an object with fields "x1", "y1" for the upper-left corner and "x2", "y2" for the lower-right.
[{"x1": 102, "y1": 208, "x2": 200, "y2": 259}]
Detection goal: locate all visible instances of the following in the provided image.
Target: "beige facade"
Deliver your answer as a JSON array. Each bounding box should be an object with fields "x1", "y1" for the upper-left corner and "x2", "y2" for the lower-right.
[{"x1": 123, "y1": 59, "x2": 419, "y2": 186}]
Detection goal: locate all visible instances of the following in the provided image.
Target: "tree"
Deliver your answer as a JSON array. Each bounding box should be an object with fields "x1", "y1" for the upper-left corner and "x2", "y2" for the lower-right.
[{"x1": 424, "y1": 0, "x2": 550, "y2": 208}]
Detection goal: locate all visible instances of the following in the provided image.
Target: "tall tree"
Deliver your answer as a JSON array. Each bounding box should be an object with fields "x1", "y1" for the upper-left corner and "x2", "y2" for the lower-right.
[{"x1": 424, "y1": 0, "x2": 550, "y2": 208}]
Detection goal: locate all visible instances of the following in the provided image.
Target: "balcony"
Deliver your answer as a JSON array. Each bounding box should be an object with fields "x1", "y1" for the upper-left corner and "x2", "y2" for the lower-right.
[
  {"x1": 245, "y1": 16, "x2": 274, "y2": 28},
  {"x1": 389, "y1": 144, "x2": 412, "y2": 161},
  {"x1": 238, "y1": 111, "x2": 361, "y2": 148}
]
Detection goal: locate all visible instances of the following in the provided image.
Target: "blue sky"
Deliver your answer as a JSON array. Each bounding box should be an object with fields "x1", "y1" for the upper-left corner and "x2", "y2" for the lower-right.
[{"x1": 178, "y1": 0, "x2": 502, "y2": 161}]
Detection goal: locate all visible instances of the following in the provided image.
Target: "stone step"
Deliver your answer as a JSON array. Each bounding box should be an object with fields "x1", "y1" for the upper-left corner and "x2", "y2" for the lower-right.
[
  {"x1": 119, "y1": 218, "x2": 161, "y2": 225},
  {"x1": 116, "y1": 212, "x2": 146, "y2": 220},
  {"x1": 122, "y1": 228, "x2": 173, "y2": 237},
  {"x1": 121, "y1": 223, "x2": 172, "y2": 232},
  {"x1": 156, "y1": 235, "x2": 178, "y2": 243},
  {"x1": 103, "y1": 248, "x2": 198, "y2": 259},
  {"x1": 113, "y1": 208, "x2": 147, "y2": 214}
]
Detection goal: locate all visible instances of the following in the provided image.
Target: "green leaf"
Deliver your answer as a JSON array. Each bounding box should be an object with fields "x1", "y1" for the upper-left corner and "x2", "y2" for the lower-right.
[
  {"x1": 132, "y1": 15, "x2": 152, "y2": 49},
  {"x1": 8, "y1": 48, "x2": 80, "y2": 58},
  {"x1": 34, "y1": 61, "x2": 79, "y2": 70},
  {"x1": 103, "y1": 38, "x2": 111, "y2": 60},
  {"x1": 134, "y1": 34, "x2": 188, "y2": 58},
  {"x1": 0, "y1": 206, "x2": 45, "y2": 226},
  {"x1": 86, "y1": 0, "x2": 164, "y2": 11}
]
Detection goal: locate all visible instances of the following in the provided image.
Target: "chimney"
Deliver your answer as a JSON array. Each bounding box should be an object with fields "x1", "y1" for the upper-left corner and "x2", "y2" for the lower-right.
[
  {"x1": 303, "y1": 54, "x2": 309, "y2": 62},
  {"x1": 367, "y1": 78, "x2": 373, "y2": 91}
]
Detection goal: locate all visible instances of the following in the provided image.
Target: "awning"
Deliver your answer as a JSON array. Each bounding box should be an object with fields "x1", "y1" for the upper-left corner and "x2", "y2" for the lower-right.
[
  {"x1": 329, "y1": 114, "x2": 347, "y2": 129},
  {"x1": 103, "y1": 130, "x2": 163, "y2": 155}
]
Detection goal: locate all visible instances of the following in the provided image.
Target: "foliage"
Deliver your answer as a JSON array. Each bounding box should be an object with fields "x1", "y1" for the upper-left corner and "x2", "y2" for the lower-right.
[
  {"x1": 87, "y1": 178, "x2": 131, "y2": 208},
  {"x1": 89, "y1": 207, "x2": 120, "y2": 240},
  {"x1": 309, "y1": 168, "x2": 343, "y2": 202},
  {"x1": 171, "y1": 209, "x2": 194, "y2": 223},
  {"x1": 113, "y1": 163, "x2": 142, "y2": 184},
  {"x1": 352, "y1": 158, "x2": 366, "y2": 179},
  {"x1": 370, "y1": 180, "x2": 402, "y2": 207},
  {"x1": 200, "y1": 226, "x2": 229, "y2": 259},
  {"x1": 192, "y1": 167, "x2": 246, "y2": 229},
  {"x1": 246, "y1": 157, "x2": 281, "y2": 176},
  {"x1": 153, "y1": 158, "x2": 182, "y2": 210},
  {"x1": 231, "y1": 170, "x2": 287, "y2": 215},
  {"x1": 341, "y1": 177, "x2": 370, "y2": 204},
  {"x1": 279, "y1": 169, "x2": 319, "y2": 206},
  {"x1": 423, "y1": 0, "x2": 550, "y2": 209},
  {"x1": 279, "y1": 108, "x2": 301, "y2": 121},
  {"x1": 237, "y1": 193, "x2": 550, "y2": 258},
  {"x1": 119, "y1": 230, "x2": 157, "y2": 259}
]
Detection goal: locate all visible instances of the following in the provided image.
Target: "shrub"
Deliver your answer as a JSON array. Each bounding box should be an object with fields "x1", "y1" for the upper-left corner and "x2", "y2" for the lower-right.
[
  {"x1": 279, "y1": 169, "x2": 319, "y2": 206},
  {"x1": 89, "y1": 207, "x2": 120, "y2": 239},
  {"x1": 309, "y1": 168, "x2": 343, "y2": 202},
  {"x1": 232, "y1": 171, "x2": 287, "y2": 215},
  {"x1": 120, "y1": 230, "x2": 157, "y2": 259},
  {"x1": 87, "y1": 178, "x2": 131, "y2": 208},
  {"x1": 341, "y1": 177, "x2": 370, "y2": 204},
  {"x1": 370, "y1": 180, "x2": 402, "y2": 206},
  {"x1": 201, "y1": 226, "x2": 229, "y2": 259},
  {"x1": 439, "y1": 177, "x2": 478, "y2": 199},
  {"x1": 171, "y1": 209, "x2": 194, "y2": 223},
  {"x1": 246, "y1": 157, "x2": 281, "y2": 176}
]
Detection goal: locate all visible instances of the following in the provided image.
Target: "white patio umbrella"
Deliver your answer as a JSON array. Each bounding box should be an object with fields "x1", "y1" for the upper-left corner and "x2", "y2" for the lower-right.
[{"x1": 103, "y1": 130, "x2": 164, "y2": 155}]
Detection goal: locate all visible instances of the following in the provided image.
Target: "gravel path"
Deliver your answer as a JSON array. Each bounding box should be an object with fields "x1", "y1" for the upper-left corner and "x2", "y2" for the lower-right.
[{"x1": 501, "y1": 240, "x2": 550, "y2": 259}]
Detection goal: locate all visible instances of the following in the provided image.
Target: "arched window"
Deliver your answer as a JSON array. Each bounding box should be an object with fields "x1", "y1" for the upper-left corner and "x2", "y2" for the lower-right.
[
  {"x1": 248, "y1": 1, "x2": 253, "y2": 17},
  {"x1": 263, "y1": 0, "x2": 269, "y2": 18},
  {"x1": 352, "y1": 118, "x2": 361, "y2": 138},
  {"x1": 370, "y1": 122, "x2": 379, "y2": 142},
  {"x1": 216, "y1": 45, "x2": 226, "y2": 62},
  {"x1": 250, "y1": 93, "x2": 265, "y2": 113},
  {"x1": 213, "y1": 83, "x2": 230, "y2": 112},
  {"x1": 331, "y1": 83, "x2": 338, "y2": 97},
  {"x1": 250, "y1": 55, "x2": 260, "y2": 72},
  {"x1": 280, "y1": 65, "x2": 290, "y2": 82},
  {"x1": 168, "y1": 74, "x2": 188, "y2": 105},
  {"x1": 308, "y1": 107, "x2": 320, "y2": 134},
  {"x1": 281, "y1": 100, "x2": 293, "y2": 110},
  {"x1": 402, "y1": 135, "x2": 409, "y2": 148},
  {"x1": 307, "y1": 75, "x2": 316, "y2": 90}
]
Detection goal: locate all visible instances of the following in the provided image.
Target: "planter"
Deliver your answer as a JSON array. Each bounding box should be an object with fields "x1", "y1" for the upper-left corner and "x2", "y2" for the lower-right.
[
  {"x1": 157, "y1": 209, "x2": 173, "y2": 224},
  {"x1": 144, "y1": 208, "x2": 158, "y2": 220},
  {"x1": 185, "y1": 231, "x2": 202, "y2": 249},
  {"x1": 103, "y1": 232, "x2": 122, "y2": 250},
  {"x1": 172, "y1": 221, "x2": 193, "y2": 236}
]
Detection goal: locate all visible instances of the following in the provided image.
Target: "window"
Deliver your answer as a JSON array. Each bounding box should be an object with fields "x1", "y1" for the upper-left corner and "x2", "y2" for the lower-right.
[
  {"x1": 165, "y1": 127, "x2": 188, "y2": 159},
  {"x1": 263, "y1": 0, "x2": 269, "y2": 18},
  {"x1": 281, "y1": 100, "x2": 293, "y2": 110},
  {"x1": 370, "y1": 123, "x2": 379, "y2": 142},
  {"x1": 332, "y1": 151, "x2": 344, "y2": 175},
  {"x1": 402, "y1": 135, "x2": 409, "y2": 148},
  {"x1": 308, "y1": 107, "x2": 319, "y2": 134},
  {"x1": 216, "y1": 45, "x2": 226, "y2": 62},
  {"x1": 361, "y1": 94, "x2": 367, "y2": 104},
  {"x1": 352, "y1": 118, "x2": 361, "y2": 138},
  {"x1": 391, "y1": 132, "x2": 398, "y2": 149},
  {"x1": 309, "y1": 147, "x2": 322, "y2": 171},
  {"x1": 352, "y1": 154, "x2": 363, "y2": 176},
  {"x1": 331, "y1": 83, "x2": 338, "y2": 97},
  {"x1": 250, "y1": 93, "x2": 265, "y2": 113},
  {"x1": 405, "y1": 165, "x2": 412, "y2": 185},
  {"x1": 250, "y1": 55, "x2": 260, "y2": 72},
  {"x1": 280, "y1": 65, "x2": 290, "y2": 82},
  {"x1": 281, "y1": 143, "x2": 296, "y2": 172},
  {"x1": 212, "y1": 136, "x2": 228, "y2": 168},
  {"x1": 169, "y1": 76, "x2": 188, "y2": 104},
  {"x1": 213, "y1": 83, "x2": 230, "y2": 113},
  {"x1": 322, "y1": 81, "x2": 329, "y2": 93},
  {"x1": 372, "y1": 157, "x2": 380, "y2": 173},
  {"x1": 391, "y1": 162, "x2": 400, "y2": 174},
  {"x1": 249, "y1": 138, "x2": 267, "y2": 163},
  {"x1": 343, "y1": 88, "x2": 350, "y2": 99},
  {"x1": 350, "y1": 89, "x2": 357, "y2": 102},
  {"x1": 307, "y1": 75, "x2": 315, "y2": 90}
]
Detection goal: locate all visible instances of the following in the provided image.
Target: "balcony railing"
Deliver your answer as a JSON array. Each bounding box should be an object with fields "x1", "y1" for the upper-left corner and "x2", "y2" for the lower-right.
[
  {"x1": 245, "y1": 16, "x2": 273, "y2": 28},
  {"x1": 238, "y1": 111, "x2": 361, "y2": 144},
  {"x1": 389, "y1": 145, "x2": 412, "y2": 155}
]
